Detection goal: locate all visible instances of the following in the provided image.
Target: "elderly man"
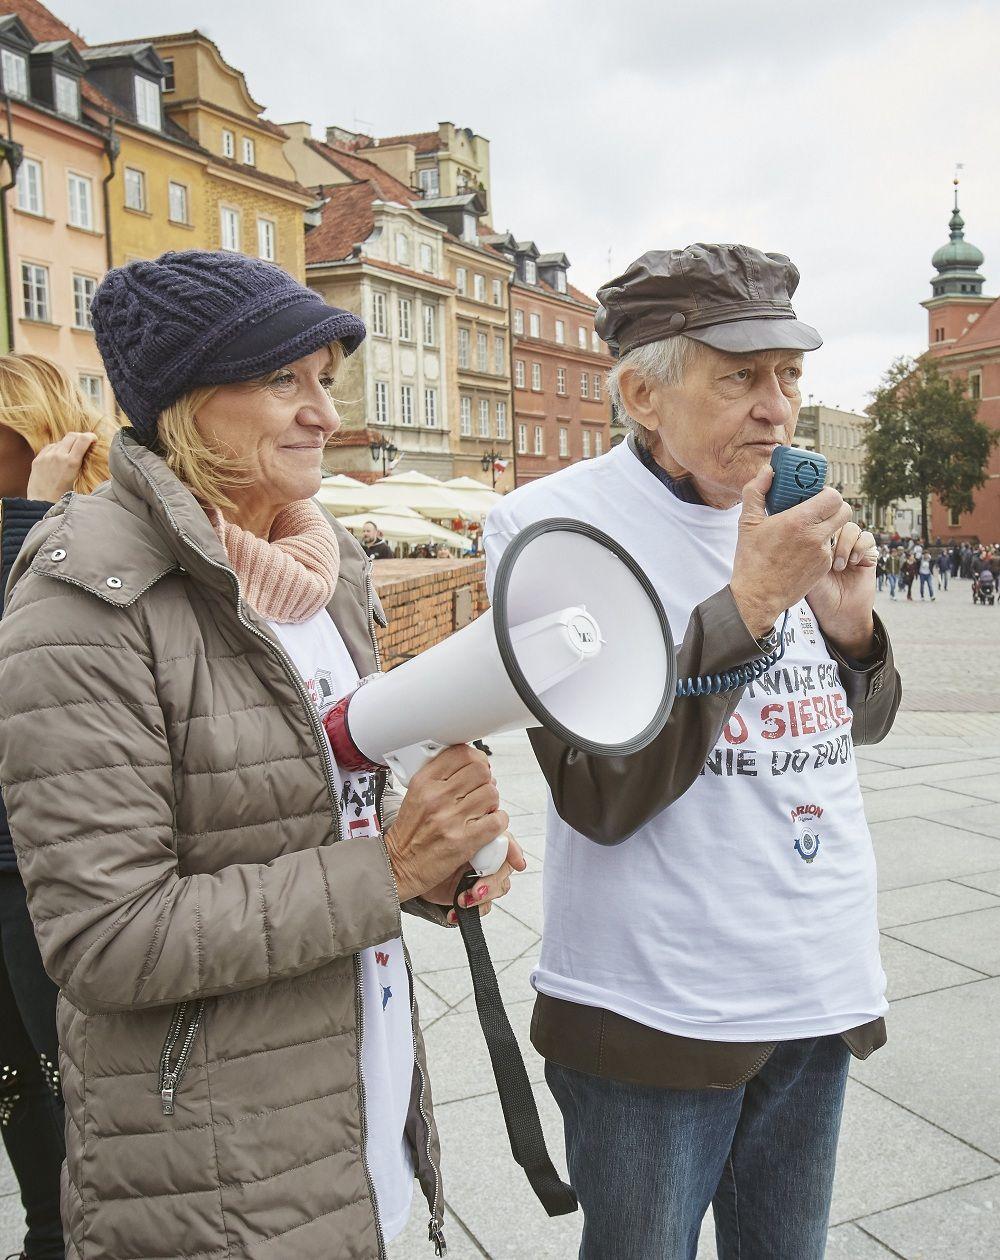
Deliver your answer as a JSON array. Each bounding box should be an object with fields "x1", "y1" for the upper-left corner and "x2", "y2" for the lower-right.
[{"x1": 483, "y1": 245, "x2": 901, "y2": 1260}]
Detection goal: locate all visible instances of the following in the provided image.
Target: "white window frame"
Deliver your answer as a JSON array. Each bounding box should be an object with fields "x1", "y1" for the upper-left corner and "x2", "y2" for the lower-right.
[
  {"x1": 161, "y1": 58, "x2": 175, "y2": 92},
  {"x1": 400, "y1": 384, "x2": 414, "y2": 426},
  {"x1": 460, "y1": 396, "x2": 472, "y2": 436},
  {"x1": 72, "y1": 273, "x2": 96, "y2": 330},
  {"x1": 595, "y1": 431, "x2": 603, "y2": 456},
  {"x1": 422, "y1": 302, "x2": 436, "y2": 347},
  {"x1": 533, "y1": 424, "x2": 544, "y2": 455},
  {"x1": 168, "y1": 180, "x2": 188, "y2": 225},
  {"x1": 474, "y1": 273, "x2": 486, "y2": 302},
  {"x1": 21, "y1": 262, "x2": 50, "y2": 322},
  {"x1": 582, "y1": 430, "x2": 591, "y2": 459},
  {"x1": 67, "y1": 172, "x2": 93, "y2": 229},
  {"x1": 581, "y1": 372, "x2": 590, "y2": 399},
  {"x1": 418, "y1": 166, "x2": 439, "y2": 197},
  {"x1": 257, "y1": 217, "x2": 276, "y2": 261},
  {"x1": 220, "y1": 205, "x2": 240, "y2": 251},
  {"x1": 78, "y1": 373, "x2": 103, "y2": 408},
  {"x1": 374, "y1": 380, "x2": 389, "y2": 425},
  {"x1": 476, "y1": 330, "x2": 488, "y2": 372},
  {"x1": 492, "y1": 278, "x2": 503, "y2": 306},
  {"x1": 242, "y1": 137, "x2": 256, "y2": 166},
  {"x1": 593, "y1": 373, "x2": 602, "y2": 401},
  {"x1": 395, "y1": 233, "x2": 409, "y2": 265},
  {"x1": 559, "y1": 427, "x2": 569, "y2": 458},
  {"x1": 458, "y1": 327, "x2": 471, "y2": 370},
  {"x1": 419, "y1": 242, "x2": 434, "y2": 274},
  {"x1": 517, "y1": 423, "x2": 528, "y2": 455},
  {"x1": 16, "y1": 158, "x2": 44, "y2": 216},
  {"x1": 424, "y1": 387, "x2": 438, "y2": 427},
  {"x1": 529, "y1": 312, "x2": 540, "y2": 338},
  {"x1": 55, "y1": 72, "x2": 79, "y2": 119},
  {"x1": 555, "y1": 319, "x2": 565, "y2": 344},
  {"x1": 456, "y1": 266, "x2": 467, "y2": 296},
  {"x1": 524, "y1": 259, "x2": 537, "y2": 284},
  {"x1": 372, "y1": 291, "x2": 388, "y2": 337},
  {"x1": 578, "y1": 327, "x2": 587, "y2": 349},
  {"x1": 496, "y1": 401, "x2": 507, "y2": 439},
  {"x1": 134, "y1": 75, "x2": 160, "y2": 129},
  {"x1": 494, "y1": 336, "x2": 504, "y2": 374},
  {"x1": 554, "y1": 271, "x2": 567, "y2": 293},
  {"x1": 478, "y1": 398, "x2": 490, "y2": 437},
  {"x1": 1, "y1": 48, "x2": 28, "y2": 98},
  {"x1": 556, "y1": 366, "x2": 566, "y2": 395},
  {"x1": 591, "y1": 330, "x2": 600, "y2": 352},
  {"x1": 513, "y1": 308, "x2": 524, "y2": 334},
  {"x1": 514, "y1": 359, "x2": 525, "y2": 389},
  {"x1": 531, "y1": 362, "x2": 541, "y2": 391},
  {"x1": 222, "y1": 129, "x2": 235, "y2": 159},
  {"x1": 398, "y1": 298, "x2": 413, "y2": 341},
  {"x1": 124, "y1": 166, "x2": 146, "y2": 212}
]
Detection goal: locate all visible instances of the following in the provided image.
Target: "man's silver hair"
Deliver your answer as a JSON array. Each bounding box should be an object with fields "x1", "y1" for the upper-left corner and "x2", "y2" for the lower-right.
[{"x1": 607, "y1": 335, "x2": 701, "y2": 447}]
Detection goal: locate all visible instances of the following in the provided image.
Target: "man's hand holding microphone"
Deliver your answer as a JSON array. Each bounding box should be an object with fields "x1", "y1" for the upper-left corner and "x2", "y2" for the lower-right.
[{"x1": 730, "y1": 461, "x2": 878, "y2": 659}]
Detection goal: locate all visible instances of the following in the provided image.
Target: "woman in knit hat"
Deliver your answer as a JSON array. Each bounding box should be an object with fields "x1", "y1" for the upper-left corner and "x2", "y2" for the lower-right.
[
  {"x1": 0, "y1": 251, "x2": 522, "y2": 1260},
  {"x1": 0, "y1": 354, "x2": 117, "y2": 1260}
]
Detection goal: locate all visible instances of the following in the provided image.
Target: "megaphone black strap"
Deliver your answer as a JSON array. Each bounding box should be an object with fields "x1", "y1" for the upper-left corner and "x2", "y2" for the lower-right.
[{"x1": 452, "y1": 873, "x2": 578, "y2": 1218}]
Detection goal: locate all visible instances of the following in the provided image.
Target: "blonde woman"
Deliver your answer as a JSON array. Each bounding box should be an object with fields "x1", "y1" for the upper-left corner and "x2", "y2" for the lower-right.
[
  {"x1": 0, "y1": 253, "x2": 522, "y2": 1260},
  {"x1": 0, "y1": 353, "x2": 114, "y2": 1260}
]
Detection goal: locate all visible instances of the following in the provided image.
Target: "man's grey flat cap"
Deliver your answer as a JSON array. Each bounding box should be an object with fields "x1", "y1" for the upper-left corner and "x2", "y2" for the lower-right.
[{"x1": 595, "y1": 243, "x2": 822, "y2": 357}]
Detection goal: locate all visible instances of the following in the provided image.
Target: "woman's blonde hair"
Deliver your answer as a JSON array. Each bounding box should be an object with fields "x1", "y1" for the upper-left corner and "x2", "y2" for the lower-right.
[
  {"x1": 0, "y1": 353, "x2": 117, "y2": 493},
  {"x1": 157, "y1": 342, "x2": 347, "y2": 513}
]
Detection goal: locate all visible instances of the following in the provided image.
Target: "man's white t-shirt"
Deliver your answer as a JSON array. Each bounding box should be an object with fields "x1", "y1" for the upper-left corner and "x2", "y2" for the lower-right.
[
  {"x1": 268, "y1": 613, "x2": 415, "y2": 1241},
  {"x1": 484, "y1": 439, "x2": 887, "y2": 1042}
]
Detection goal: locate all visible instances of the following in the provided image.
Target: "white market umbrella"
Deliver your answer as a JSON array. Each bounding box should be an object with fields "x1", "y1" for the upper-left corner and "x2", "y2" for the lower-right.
[
  {"x1": 315, "y1": 477, "x2": 383, "y2": 516},
  {"x1": 337, "y1": 506, "x2": 471, "y2": 551},
  {"x1": 444, "y1": 476, "x2": 504, "y2": 517},
  {"x1": 370, "y1": 470, "x2": 474, "y2": 521}
]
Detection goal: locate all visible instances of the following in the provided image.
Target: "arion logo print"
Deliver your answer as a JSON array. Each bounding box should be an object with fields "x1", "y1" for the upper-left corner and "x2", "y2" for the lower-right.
[{"x1": 790, "y1": 803, "x2": 823, "y2": 863}]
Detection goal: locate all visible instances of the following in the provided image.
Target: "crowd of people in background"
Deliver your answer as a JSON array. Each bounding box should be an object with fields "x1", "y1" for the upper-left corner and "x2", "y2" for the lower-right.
[{"x1": 873, "y1": 535, "x2": 1000, "y2": 603}]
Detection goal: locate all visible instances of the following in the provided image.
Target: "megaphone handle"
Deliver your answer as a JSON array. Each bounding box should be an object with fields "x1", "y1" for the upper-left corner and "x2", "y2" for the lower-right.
[{"x1": 385, "y1": 742, "x2": 511, "y2": 877}]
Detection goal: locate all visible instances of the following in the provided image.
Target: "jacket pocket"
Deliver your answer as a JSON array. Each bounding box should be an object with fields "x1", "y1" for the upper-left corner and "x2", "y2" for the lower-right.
[{"x1": 157, "y1": 999, "x2": 205, "y2": 1115}]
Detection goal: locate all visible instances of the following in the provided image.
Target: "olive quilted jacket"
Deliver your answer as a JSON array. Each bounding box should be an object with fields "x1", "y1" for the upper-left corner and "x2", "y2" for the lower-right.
[{"x1": 0, "y1": 431, "x2": 445, "y2": 1260}]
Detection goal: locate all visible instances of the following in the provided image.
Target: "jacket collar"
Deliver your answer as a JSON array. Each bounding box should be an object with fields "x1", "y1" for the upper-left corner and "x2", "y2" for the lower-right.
[{"x1": 25, "y1": 431, "x2": 376, "y2": 633}]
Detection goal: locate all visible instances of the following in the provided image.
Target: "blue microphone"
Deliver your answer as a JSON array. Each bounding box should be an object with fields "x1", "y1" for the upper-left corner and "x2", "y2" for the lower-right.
[{"x1": 765, "y1": 446, "x2": 828, "y2": 514}]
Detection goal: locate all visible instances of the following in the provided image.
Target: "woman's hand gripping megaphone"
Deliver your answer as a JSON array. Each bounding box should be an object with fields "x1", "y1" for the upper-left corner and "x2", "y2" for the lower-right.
[{"x1": 380, "y1": 744, "x2": 525, "y2": 916}]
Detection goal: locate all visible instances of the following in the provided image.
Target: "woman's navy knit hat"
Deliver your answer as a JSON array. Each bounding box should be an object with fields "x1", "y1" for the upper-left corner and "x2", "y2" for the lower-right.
[{"x1": 90, "y1": 249, "x2": 366, "y2": 445}]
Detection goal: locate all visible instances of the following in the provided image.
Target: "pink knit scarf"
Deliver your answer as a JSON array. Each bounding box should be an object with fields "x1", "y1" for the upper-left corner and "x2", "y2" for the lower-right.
[{"x1": 204, "y1": 499, "x2": 340, "y2": 624}]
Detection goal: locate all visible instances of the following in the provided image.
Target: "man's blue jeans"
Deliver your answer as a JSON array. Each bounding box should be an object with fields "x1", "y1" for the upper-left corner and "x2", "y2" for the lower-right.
[
  {"x1": 919, "y1": 573, "x2": 935, "y2": 598},
  {"x1": 546, "y1": 1035, "x2": 851, "y2": 1260}
]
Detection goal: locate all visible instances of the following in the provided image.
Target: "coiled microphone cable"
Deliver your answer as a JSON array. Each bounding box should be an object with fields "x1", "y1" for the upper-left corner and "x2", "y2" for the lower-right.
[{"x1": 675, "y1": 608, "x2": 791, "y2": 697}]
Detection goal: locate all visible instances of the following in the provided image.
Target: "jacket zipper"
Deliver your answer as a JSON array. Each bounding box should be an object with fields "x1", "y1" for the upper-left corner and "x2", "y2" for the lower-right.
[
  {"x1": 118, "y1": 446, "x2": 396, "y2": 1254},
  {"x1": 367, "y1": 559, "x2": 445, "y2": 1253},
  {"x1": 157, "y1": 999, "x2": 205, "y2": 1115}
]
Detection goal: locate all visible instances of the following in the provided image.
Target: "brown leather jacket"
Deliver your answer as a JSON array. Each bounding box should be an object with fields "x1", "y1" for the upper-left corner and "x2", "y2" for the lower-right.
[{"x1": 0, "y1": 431, "x2": 445, "y2": 1260}]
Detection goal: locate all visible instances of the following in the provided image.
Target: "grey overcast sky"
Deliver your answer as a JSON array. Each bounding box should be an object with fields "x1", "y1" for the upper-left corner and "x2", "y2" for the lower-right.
[{"x1": 57, "y1": 0, "x2": 999, "y2": 413}]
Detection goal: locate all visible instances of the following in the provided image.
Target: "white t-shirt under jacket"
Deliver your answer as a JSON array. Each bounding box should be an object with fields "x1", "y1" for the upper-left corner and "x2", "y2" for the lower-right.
[{"x1": 484, "y1": 438, "x2": 887, "y2": 1043}]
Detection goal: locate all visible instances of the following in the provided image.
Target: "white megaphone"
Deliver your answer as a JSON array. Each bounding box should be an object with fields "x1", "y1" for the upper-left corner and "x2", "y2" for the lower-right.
[{"x1": 323, "y1": 519, "x2": 677, "y2": 875}]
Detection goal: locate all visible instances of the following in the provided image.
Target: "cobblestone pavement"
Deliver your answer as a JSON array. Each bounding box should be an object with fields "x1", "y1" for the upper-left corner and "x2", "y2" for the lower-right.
[{"x1": 3, "y1": 578, "x2": 998, "y2": 1258}]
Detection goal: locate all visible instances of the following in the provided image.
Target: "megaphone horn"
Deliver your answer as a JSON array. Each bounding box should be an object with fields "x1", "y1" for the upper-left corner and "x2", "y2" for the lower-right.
[{"x1": 323, "y1": 519, "x2": 678, "y2": 875}]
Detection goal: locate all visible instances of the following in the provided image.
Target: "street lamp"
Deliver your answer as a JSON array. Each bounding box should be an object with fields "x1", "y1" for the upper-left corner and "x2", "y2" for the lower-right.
[
  {"x1": 370, "y1": 435, "x2": 398, "y2": 477},
  {"x1": 481, "y1": 448, "x2": 502, "y2": 489}
]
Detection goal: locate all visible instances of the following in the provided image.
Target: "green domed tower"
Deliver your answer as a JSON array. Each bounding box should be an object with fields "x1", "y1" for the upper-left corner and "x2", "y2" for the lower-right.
[{"x1": 930, "y1": 180, "x2": 985, "y2": 297}]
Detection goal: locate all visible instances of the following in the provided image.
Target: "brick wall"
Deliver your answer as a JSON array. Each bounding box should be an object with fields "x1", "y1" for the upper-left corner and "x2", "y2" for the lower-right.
[{"x1": 372, "y1": 558, "x2": 489, "y2": 668}]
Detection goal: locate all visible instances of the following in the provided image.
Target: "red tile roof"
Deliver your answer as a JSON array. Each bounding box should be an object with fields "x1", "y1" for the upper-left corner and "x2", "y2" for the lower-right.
[
  {"x1": 2, "y1": 0, "x2": 85, "y2": 48},
  {"x1": 304, "y1": 138, "x2": 414, "y2": 204},
  {"x1": 947, "y1": 295, "x2": 1000, "y2": 351},
  {"x1": 568, "y1": 282, "x2": 598, "y2": 310},
  {"x1": 360, "y1": 130, "x2": 439, "y2": 155},
  {"x1": 305, "y1": 180, "x2": 380, "y2": 263}
]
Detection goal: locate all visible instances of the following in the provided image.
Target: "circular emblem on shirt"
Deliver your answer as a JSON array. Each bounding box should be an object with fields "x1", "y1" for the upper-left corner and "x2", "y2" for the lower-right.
[{"x1": 794, "y1": 826, "x2": 821, "y2": 863}]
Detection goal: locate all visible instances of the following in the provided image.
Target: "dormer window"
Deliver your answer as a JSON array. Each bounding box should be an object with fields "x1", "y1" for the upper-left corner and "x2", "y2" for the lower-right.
[
  {"x1": 554, "y1": 271, "x2": 566, "y2": 294},
  {"x1": 54, "y1": 71, "x2": 79, "y2": 119},
  {"x1": 524, "y1": 259, "x2": 537, "y2": 284},
  {"x1": 461, "y1": 212, "x2": 477, "y2": 244},
  {"x1": 418, "y1": 167, "x2": 439, "y2": 198},
  {"x1": 1, "y1": 48, "x2": 27, "y2": 97},
  {"x1": 134, "y1": 76, "x2": 161, "y2": 129}
]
